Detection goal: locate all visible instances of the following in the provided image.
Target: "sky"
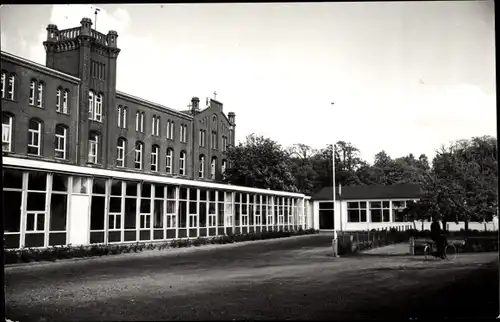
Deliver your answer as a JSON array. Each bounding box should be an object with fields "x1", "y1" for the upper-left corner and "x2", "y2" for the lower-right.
[{"x1": 0, "y1": 2, "x2": 496, "y2": 164}]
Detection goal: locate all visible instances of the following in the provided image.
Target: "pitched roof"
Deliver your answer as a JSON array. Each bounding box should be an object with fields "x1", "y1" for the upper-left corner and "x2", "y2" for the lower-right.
[{"x1": 311, "y1": 184, "x2": 424, "y2": 201}]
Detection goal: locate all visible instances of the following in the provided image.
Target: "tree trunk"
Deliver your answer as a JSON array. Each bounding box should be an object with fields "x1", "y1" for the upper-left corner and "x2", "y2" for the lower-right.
[{"x1": 464, "y1": 219, "x2": 469, "y2": 236}]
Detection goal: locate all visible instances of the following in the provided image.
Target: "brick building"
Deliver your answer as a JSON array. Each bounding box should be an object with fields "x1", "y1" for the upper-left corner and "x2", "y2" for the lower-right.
[{"x1": 1, "y1": 17, "x2": 312, "y2": 249}]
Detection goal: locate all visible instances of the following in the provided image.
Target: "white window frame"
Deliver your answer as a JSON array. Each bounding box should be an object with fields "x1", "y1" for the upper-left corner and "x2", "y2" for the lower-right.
[
  {"x1": 118, "y1": 106, "x2": 123, "y2": 128},
  {"x1": 122, "y1": 107, "x2": 127, "y2": 128},
  {"x1": 88, "y1": 133, "x2": 99, "y2": 164},
  {"x1": 1, "y1": 72, "x2": 5, "y2": 98},
  {"x1": 140, "y1": 213, "x2": 151, "y2": 229},
  {"x1": 37, "y1": 82, "x2": 44, "y2": 107},
  {"x1": 179, "y1": 151, "x2": 186, "y2": 175},
  {"x1": 199, "y1": 155, "x2": 205, "y2": 178},
  {"x1": 211, "y1": 158, "x2": 216, "y2": 179},
  {"x1": 94, "y1": 93, "x2": 102, "y2": 122},
  {"x1": 135, "y1": 111, "x2": 140, "y2": 131},
  {"x1": 8, "y1": 74, "x2": 15, "y2": 100},
  {"x1": 208, "y1": 213, "x2": 217, "y2": 227},
  {"x1": 55, "y1": 125, "x2": 67, "y2": 160},
  {"x1": 109, "y1": 213, "x2": 122, "y2": 230},
  {"x1": 29, "y1": 80, "x2": 36, "y2": 105},
  {"x1": 28, "y1": 120, "x2": 41, "y2": 156},
  {"x1": 117, "y1": 138, "x2": 126, "y2": 167},
  {"x1": 166, "y1": 121, "x2": 171, "y2": 139},
  {"x1": 62, "y1": 89, "x2": 68, "y2": 114},
  {"x1": 135, "y1": 142, "x2": 143, "y2": 170},
  {"x1": 26, "y1": 211, "x2": 45, "y2": 232},
  {"x1": 166, "y1": 149, "x2": 173, "y2": 174},
  {"x1": 151, "y1": 145, "x2": 159, "y2": 172},
  {"x1": 140, "y1": 112, "x2": 145, "y2": 132},
  {"x1": 222, "y1": 160, "x2": 227, "y2": 178},
  {"x1": 88, "y1": 91, "x2": 95, "y2": 120},
  {"x1": 152, "y1": 116, "x2": 156, "y2": 136},
  {"x1": 56, "y1": 88, "x2": 62, "y2": 112},
  {"x1": 166, "y1": 213, "x2": 176, "y2": 228},
  {"x1": 2, "y1": 114, "x2": 12, "y2": 152}
]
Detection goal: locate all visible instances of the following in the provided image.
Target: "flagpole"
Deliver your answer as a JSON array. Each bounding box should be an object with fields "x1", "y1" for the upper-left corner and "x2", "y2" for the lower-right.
[{"x1": 331, "y1": 102, "x2": 339, "y2": 257}]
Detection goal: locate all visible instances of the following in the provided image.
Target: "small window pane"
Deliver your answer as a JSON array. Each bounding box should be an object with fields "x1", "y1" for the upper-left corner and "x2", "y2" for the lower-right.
[
  {"x1": 52, "y1": 174, "x2": 69, "y2": 192},
  {"x1": 28, "y1": 172, "x2": 47, "y2": 191},
  {"x1": 3, "y1": 169, "x2": 23, "y2": 189}
]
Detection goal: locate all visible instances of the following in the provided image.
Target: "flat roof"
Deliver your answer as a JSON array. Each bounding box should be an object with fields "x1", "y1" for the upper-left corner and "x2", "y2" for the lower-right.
[{"x1": 312, "y1": 184, "x2": 424, "y2": 201}]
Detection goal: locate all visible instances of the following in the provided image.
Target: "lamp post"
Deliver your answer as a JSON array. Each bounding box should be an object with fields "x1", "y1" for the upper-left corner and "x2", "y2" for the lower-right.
[{"x1": 331, "y1": 102, "x2": 339, "y2": 257}]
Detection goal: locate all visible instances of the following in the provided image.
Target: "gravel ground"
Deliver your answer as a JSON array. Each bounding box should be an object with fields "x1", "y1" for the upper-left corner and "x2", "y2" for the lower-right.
[{"x1": 5, "y1": 234, "x2": 498, "y2": 321}]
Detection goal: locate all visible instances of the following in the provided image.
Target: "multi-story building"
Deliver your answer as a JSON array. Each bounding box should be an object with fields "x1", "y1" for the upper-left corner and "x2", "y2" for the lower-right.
[{"x1": 2, "y1": 17, "x2": 312, "y2": 249}]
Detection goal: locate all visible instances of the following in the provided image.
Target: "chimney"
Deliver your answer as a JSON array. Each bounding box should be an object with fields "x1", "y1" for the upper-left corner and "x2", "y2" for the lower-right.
[
  {"x1": 80, "y1": 17, "x2": 93, "y2": 36},
  {"x1": 191, "y1": 97, "x2": 200, "y2": 113},
  {"x1": 107, "y1": 30, "x2": 118, "y2": 47},
  {"x1": 46, "y1": 24, "x2": 59, "y2": 42},
  {"x1": 228, "y1": 112, "x2": 236, "y2": 126}
]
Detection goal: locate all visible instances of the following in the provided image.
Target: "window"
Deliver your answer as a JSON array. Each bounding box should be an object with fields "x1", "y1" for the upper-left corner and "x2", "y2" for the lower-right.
[
  {"x1": 54, "y1": 125, "x2": 67, "y2": 159},
  {"x1": 211, "y1": 131, "x2": 217, "y2": 150},
  {"x1": 166, "y1": 148, "x2": 173, "y2": 174},
  {"x1": 56, "y1": 88, "x2": 62, "y2": 112},
  {"x1": 8, "y1": 74, "x2": 15, "y2": 100},
  {"x1": 117, "y1": 106, "x2": 127, "y2": 128},
  {"x1": 392, "y1": 200, "x2": 407, "y2": 222},
  {"x1": 2, "y1": 113, "x2": 13, "y2": 152},
  {"x1": 62, "y1": 90, "x2": 69, "y2": 114},
  {"x1": 151, "y1": 145, "x2": 159, "y2": 172},
  {"x1": 199, "y1": 155, "x2": 205, "y2": 178},
  {"x1": 135, "y1": 141, "x2": 144, "y2": 170},
  {"x1": 180, "y1": 124, "x2": 187, "y2": 142},
  {"x1": 167, "y1": 120, "x2": 175, "y2": 140},
  {"x1": 199, "y1": 129, "x2": 206, "y2": 147},
  {"x1": 135, "y1": 111, "x2": 144, "y2": 132},
  {"x1": 88, "y1": 91, "x2": 102, "y2": 121},
  {"x1": 37, "y1": 82, "x2": 44, "y2": 107},
  {"x1": 222, "y1": 136, "x2": 227, "y2": 152},
  {"x1": 179, "y1": 151, "x2": 186, "y2": 175},
  {"x1": 27, "y1": 119, "x2": 42, "y2": 155},
  {"x1": 347, "y1": 202, "x2": 367, "y2": 223},
  {"x1": 222, "y1": 159, "x2": 227, "y2": 179},
  {"x1": 369, "y1": 201, "x2": 391, "y2": 223},
  {"x1": 117, "y1": 138, "x2": 126, "y2": 167},
  {"x1": 88, "y1": 132, "x2": 99, "y2": 164},
  {"x1": 211, "y1": 157, "x2": 217, "y2": 179},
  {"x1": 152, "y1": 116, "x2": 160, "y2": 136},
  {"x1": 1, "y1": 71, "x2": 5, "y2": 98},
  {"x1": 29, "y1": 80, "x2": 36, "y2": 105}
]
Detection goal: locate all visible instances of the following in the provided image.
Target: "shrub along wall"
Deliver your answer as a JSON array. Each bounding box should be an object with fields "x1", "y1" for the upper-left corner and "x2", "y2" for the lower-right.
[{"x1": 4, "y1": 229, "x2": 319, "y2": 265}]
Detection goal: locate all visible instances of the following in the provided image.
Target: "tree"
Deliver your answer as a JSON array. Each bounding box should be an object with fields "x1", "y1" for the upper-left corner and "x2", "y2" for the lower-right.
[
  {"x1": 288, "y1": 144, "x2": 318, "y2": 195},
  {"x1": 224, "y1": 134, "x2": 298, "y2": 192}
]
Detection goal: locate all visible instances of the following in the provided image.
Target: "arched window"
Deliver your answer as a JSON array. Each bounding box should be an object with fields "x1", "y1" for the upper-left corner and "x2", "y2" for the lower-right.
[
  {"x1": 152, "y1": 115, "x2": 160, "y2": 136},
  {"x1": 199, "y1": 155, "x2": 205, "y2": 178},
  {"x1": 135, "y1": 141, "x2": 144, "y2": 170},
  {"x1": 28, "y1": 119, "x2": 42, "y2": 155},
  {"x1": 88, "y1": 132, "x2": 100, "y2": 164},
  {"x1": 151, "y1": 145, "x2": 159, "y2": 172},
  {"x1": 135, "y1": 111, "x2": 140, "y2": 131},
  {"x1": 211, "y1": 157, "x2": 217, "y2": 179},
  {"x1": 179, "y1": 151, "x2": 186, "y2": 175},
  {"x1": 166, "y1": 148, "x2": 173, "y2": 174},
  {"x1": 56, "y1": 87, "x2": 62, "y2": 112},
  {"x1": 54, "y1": 124, "x2": 68, "y2": 159},
  {"x1": 118, "y1": 105, "x2": 128, "y2": 129},
  {"x1": 116, "y1": 137, "x2": 127, "y2": 167},
  {"x1": 2, "y1": 112, "x2": 13, "y2": 152},
  {"x1": 211, "y1": 131, "x2": 218, "y2": 150}
]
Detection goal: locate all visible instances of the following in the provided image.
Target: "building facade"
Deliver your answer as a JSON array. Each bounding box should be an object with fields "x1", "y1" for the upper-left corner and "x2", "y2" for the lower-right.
[{"x1": 2, "y1": 17, "x2": 312, "y2": 249}]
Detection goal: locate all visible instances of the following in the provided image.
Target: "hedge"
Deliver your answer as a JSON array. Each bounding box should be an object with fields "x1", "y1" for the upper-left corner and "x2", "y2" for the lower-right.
[{"x1": 4, "y1": 228, "x2": 318, "y2": 265}]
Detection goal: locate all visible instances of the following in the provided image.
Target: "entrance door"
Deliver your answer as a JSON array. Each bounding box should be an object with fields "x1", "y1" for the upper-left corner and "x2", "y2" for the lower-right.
[{"x1": 69, "y1": 194, "x2": 90, "y2": 245}]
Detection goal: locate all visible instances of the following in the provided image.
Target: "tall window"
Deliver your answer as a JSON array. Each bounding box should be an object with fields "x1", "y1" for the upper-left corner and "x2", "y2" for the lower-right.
[
  {"x1": 135, "y1": 141, "x2": 144, "y2": 170},
  {"x1": 88, "y1": 91, "x2": 102, "y2": 121},
  {"x1": 135, "y1": 111, "x2": 144, "y2": 132},
  {"x1": 117, "y1": 138, "x2": 126, "y2": 167},
  {"x1": 211, "y1": 131, "x2": 217, "y2": 150},
  {"x1": 117, "y1": 105, "x2": 127, "y2": 128},
  {"x1": 29, "y1": 80, "x2": 36, "y2": 105},
  {"x1": 180, "y1": 124, "x2": 187, "y2": 143},
  {"x1": 63, "y1": 89, "x2": 69, "y2": 114},
  {"x1": 37, "y1": 82, "x2": 44, "y2": 108},
  {"x1": 1, "y1": 71, "x2": 5, "y2": 98},
  {"x1": 54, "y1": 125, "x2": 67, "y2": 159},
  {"x1": 166, "y1": 148, "x2": 173, "y2": 174},
  {"x1": 151, "y1": 145, "x2": 159, "y2": 172},
  {"x1": 222, "y1": 159, "x2": 227, "y2": 179},
  {"x1": 222, "y1": 136, "x2": 227, "y2": 152},
  {"x1": 2, "y1": 113, "x2": 13, "y2": 152},
  {"x1": 166, "y1": 120, "x2": 175, "y2": 140},
  {"x1": 88, "y1": 132, "x2": 99, "y2": 164},
  {"x1": 27, "y1": 119, "x2": 42, "y2": 155},
  {"x1": 152, "y1": 116, "x2": 160, "y2": 136},
  {"x1": 211, "y1": 157, "x2": 217, "y2": 179},
  {"x1": 1, "y1": 72, "x2": 15, "y2": 100},
  {"x1": 56, "y1": 87, "x2": 62, "y2": 112},
  {"x1": 199, "y1": 155, "x2": 205, "y2": 178},
  {"x1": 199, "y1": 129, "x2": 206, "y2": 147},
  {"x1": 179, "y1": 151, "x2": 186, "y2": 175}
]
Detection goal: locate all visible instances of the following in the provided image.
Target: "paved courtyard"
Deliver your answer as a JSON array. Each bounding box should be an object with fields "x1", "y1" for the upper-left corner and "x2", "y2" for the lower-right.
[{"x1": 5, "y1": 234, "x2": 498, "y2": 321}]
